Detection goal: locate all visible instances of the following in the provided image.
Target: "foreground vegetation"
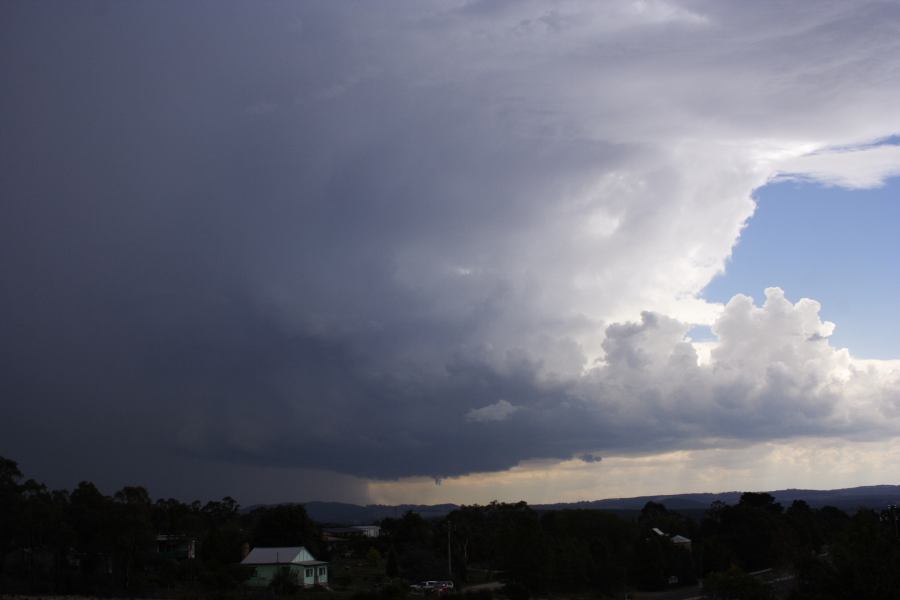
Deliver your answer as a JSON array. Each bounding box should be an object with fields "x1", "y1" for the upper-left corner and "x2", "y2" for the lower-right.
[{"x1": 3, "y1": 455, "x2": 900, "y2": 599}]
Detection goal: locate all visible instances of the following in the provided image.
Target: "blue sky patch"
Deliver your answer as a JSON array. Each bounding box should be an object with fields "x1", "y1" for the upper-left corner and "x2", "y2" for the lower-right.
[{"x1": 703, "y1": 177, "x2": 900, "y2": 358}]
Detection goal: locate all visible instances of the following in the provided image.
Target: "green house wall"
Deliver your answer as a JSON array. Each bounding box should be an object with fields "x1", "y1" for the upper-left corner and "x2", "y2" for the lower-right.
[{"x1": 246, "y1": 564, "x2": 328, "y2": 587}]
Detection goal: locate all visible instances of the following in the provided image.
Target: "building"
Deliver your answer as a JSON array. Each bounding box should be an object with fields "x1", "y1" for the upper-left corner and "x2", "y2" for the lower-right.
[
  {"x1": 323, "y1": 525, "x2": 382, "y2": 553},
  {"x1": 240, "y1": 546, "x2": 328, "y2": 587},
  {"x1": 156, "y1": 534, "x2": 197, "y2": 560},
  {"x1": 671, "y1": 534, "x2": 692, "y2": 551},
  {"x1": 652, "y1": 528, "x2": 693, "y2": 551},
  {"x1": 352, "y1": 525, "x2": 381, "y2": 538},
  {"x1": 323, "y1": 525, "x2": 381, "y2": 538}
]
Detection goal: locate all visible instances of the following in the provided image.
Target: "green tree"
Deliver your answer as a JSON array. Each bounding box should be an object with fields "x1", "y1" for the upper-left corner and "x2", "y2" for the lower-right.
[
  {"x1": 792, "y1": 508, "x2": 900, "y2": 600},
  {"x1": 702, "y1": 493, "x2": 786, "y2": 573},
  {"x1": 68, "y1": 481, "x2": 115, "y2": 586},
  {"x1": 385, "y1": 546, "x2": 400, "y2": 578},
  {"x1": 704, "y1": 566, "x2": 772, "y2": 600},
  {"x1": 489, "y1": 502, "x2": 546, "y2": 590},
  {"x1": 0, "y1": 456, "x2": 24, "y2": 580},
  {"x1": 111, "y1": 486, "x2": 155, "y2": 591}
]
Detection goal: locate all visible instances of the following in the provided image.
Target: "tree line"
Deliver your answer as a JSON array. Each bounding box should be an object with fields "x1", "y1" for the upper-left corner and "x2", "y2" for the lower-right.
[
  {"x1": 0, "y1": 455, "x2": 320, "y2": 596},
  {"x1": 374, "y1": 494, "x2": 900, "y2": 599},
  {"x1": 3, "y1": 455, "x2": 900, "y2": 599}
]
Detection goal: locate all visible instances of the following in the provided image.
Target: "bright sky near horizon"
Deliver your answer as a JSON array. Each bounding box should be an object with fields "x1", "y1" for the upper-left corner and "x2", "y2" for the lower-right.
[{"x1": 3, "y1": 1, "x2": 900, "y2": 506}]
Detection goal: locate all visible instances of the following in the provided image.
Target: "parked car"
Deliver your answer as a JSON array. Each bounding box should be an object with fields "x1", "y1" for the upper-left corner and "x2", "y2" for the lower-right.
[{"x1": 410, "y1": 580, "x2": 454, "y2": 594}]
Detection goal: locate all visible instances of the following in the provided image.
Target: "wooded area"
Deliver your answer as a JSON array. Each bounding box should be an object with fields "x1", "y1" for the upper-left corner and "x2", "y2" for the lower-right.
[{"x1": 3, "y1": 455, "x2": 900, "y2": 599}]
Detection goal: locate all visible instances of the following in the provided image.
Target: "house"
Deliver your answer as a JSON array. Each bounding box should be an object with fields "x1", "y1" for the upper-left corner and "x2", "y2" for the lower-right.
[
  {"x1": 352, "y1": 525, "x2": 381, "y2": 538},
  {"x1": 323, "y1": 525, "x2": 381, "y2": 539},
  {"x1": 323, "y1": 525, "x2": 382, "y2": 553},
  {"x1": 241, "y1": 546, "x2": 328, "y2": 587},
  {"x1": 652, "y1": 528, "x2": 693, "y2": 551},
  {"x1": 671, "y1": 534, "x2": 692, "y2": 551},
  {"x1": 156, "y1": 534, "x2": 197, "y2": 560}
]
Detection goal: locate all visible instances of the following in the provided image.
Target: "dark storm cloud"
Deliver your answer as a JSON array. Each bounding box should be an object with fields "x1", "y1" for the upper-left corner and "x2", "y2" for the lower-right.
[
  {"x1": 3, "y1": 1, "x2": 900, "y2": 500},
  {"x1": 0, "y1": 1, "x2": 617, "y2": 487}
]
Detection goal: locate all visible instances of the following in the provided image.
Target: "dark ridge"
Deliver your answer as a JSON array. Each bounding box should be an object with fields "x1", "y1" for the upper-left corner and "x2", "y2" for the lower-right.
[{"x1": 270, "y1": 484, "x2": 900, "y2": 524}]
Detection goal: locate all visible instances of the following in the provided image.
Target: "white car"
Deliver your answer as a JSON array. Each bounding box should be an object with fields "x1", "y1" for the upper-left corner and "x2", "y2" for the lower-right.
[{"x1": 411, "y1": 581, "x2": 454, "y2": 593}]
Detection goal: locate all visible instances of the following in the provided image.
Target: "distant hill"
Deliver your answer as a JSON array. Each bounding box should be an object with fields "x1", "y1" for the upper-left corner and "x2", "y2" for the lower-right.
[
  {"x1": 290, "y1": 484, "x2": 900, "y2": 524},
  {"x1": 303, "y1": 501, "x2": 459, "y2": 524},
  {"x1": 532, "y1": 485, "x2": 900, "y2": 513}
]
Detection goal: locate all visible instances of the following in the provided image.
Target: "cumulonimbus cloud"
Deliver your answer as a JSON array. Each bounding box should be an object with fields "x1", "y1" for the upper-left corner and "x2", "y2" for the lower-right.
[{"x1": 2, "y1": 0, "x2": 900, "y2": 493}]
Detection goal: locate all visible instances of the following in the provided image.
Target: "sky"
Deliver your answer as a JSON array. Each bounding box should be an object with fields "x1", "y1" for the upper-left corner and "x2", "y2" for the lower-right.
[
  {"x1": 2, "y1": 0, "x2": 900, "y2": 507},
  {"x1": 702, "y1": 175, "x2": 900, "y2": 359}
]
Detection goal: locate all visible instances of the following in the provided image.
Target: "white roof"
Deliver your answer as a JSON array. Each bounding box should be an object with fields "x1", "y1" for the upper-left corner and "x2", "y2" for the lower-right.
[
  {"x1": 241, "y1": 546, "x2": 320, "y2": 565},
  {"x1": 671, "y1": 535, "x2": 692, "y2": 544}
]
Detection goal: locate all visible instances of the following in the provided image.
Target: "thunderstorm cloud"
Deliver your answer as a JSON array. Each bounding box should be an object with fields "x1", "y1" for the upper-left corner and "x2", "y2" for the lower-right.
[{"x1": 2, "y1": 0, "x2": 900, "y2": 501}]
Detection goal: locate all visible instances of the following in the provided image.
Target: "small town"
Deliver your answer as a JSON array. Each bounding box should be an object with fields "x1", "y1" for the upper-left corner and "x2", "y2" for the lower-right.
[{"x1": 3, "y1": 456, "x2": 900, "y2": 600}]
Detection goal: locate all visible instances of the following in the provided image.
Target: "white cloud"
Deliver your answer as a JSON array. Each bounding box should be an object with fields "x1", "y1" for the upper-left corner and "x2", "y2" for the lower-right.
[
  {"x1": 260, "y1": 0, "x2": 900, "y2": 379},
  {"x1": 777, "y1": 144, "x2": 900, "y2": 189},
  {"x1": 574, "y1": 288, "x2": 900, "y2": 457},
  {"x1": 227, "y1": 1, "x2": 900, "y2": 481},
  {"x1": 466, "y1": 399, "x2": 521, "y2": 423}
]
